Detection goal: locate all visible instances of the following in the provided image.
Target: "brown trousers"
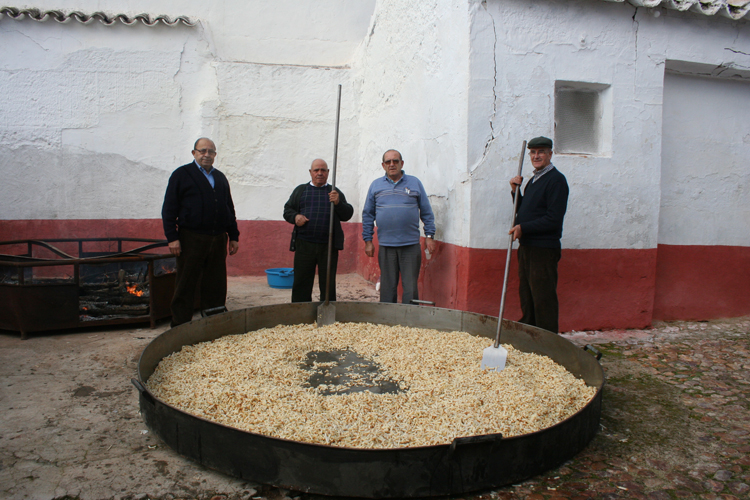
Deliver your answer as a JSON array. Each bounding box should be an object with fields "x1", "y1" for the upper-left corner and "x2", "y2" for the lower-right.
[
  {"x1": 517, "y1": 245, "x2": 561, "y2": 334},
  {"x1": 170, "y1": 229, "x2": 228, "y2": 327}
]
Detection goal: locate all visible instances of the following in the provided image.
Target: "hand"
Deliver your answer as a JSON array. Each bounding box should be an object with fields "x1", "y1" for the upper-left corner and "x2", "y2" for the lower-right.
[
  {"x1": 509, "y1": 225, "x2": 522, "y2": 241},
  {"x1": 168, "y1": 240, "x2": 181, "y2": 257},
  {"x1": 295, "y1": 214, "x2": 309, "y2": 226},
  {"x1": 329, "y1": 189, "x2": 339, "y2": 205},
  {"x1": 228, "y1": 240, "x2": 239, "y2": 255},
  {"x1": 364, "y1": 241, "x2": 375, "y2": 258},
  {"x1": 425, "y1": 237, "x2": 436, "y2": 254},
  {"x1": 509, "y1": 175, "x2": 523, "y2": 193}
]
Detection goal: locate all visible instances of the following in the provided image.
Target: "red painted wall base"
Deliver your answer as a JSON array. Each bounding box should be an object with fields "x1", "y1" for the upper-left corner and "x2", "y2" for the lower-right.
[
  {"x1": 2, "y1": 219, "x2": 748, "y2": 331},
  {"x1": 653, "y1": 244, "x2": 750, "y2": 321}
]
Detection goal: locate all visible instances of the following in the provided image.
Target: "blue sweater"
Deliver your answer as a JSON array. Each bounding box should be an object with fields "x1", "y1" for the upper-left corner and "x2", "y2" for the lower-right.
[
  {"x1": 514, "y1": 166, "x2": 568, "y2": 249},
  {"x1": 362, "y1": 172, "x2": 436, "y2": 247}
]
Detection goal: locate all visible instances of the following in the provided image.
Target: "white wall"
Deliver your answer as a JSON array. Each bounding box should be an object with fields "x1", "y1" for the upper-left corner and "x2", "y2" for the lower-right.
[
  {"x1": 3, "y1": 0, "x2": 750, "y2": 254},
  {"x1": 468, "y1": 0, "x2": 750, "y2": 250},
  {"x1": 0, "y1": 0, "x2": 375, "y2": 220},
  {"x1": 660, "y1": 71, "x2": 750, "y2": 246},
  {"x1": 349, "y1": 0, "x2": 471, "y2": 244}
]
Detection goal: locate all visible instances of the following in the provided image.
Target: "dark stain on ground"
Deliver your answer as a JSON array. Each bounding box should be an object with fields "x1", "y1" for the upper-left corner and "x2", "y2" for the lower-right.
[
  {"x1": 72, "y1": 385, "x2": 96, "y2": 397},
  {"x1": 153, "y1": 459, "x2": 169, "y2": 475}
]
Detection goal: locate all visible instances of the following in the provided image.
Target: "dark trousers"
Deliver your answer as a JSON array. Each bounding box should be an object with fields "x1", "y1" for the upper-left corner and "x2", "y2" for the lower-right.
[
  {"x1": 171, "y1": 229, "x2": 228, "y2": 327},
  {"x1": 378, "y1": 243, "x2": 421, "y2": 304},
  {"x1": 517, "y1": 245, "x2": 561, "y2": 333},
  {"x1": 292, "y1": 238, "x2": 339, "y2": 303}
]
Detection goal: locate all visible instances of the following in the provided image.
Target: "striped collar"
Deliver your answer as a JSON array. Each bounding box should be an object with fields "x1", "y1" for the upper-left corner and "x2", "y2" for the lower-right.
[{"x1": 531, "y1": 164, "x2": 554, "y2": 183}]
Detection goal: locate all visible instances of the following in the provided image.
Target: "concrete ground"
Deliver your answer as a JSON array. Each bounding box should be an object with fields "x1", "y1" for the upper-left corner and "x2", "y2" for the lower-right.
[{"x1": 1, "y1": 274, "x2": 748, "y2": 500}]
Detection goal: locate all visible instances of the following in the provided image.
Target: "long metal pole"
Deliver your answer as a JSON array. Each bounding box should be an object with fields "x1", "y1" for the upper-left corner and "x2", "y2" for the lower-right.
[
  {"x1": 493, "y1": 140, "x2": 526, "y2": 348},
  {"x1": 323, "y1": 84, "x2": 342, "y2": 305}
]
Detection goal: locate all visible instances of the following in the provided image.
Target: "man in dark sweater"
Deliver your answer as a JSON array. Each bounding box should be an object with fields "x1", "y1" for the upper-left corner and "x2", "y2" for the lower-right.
[
  {"x1": 509, "y1": 136, "x2": 569, "y2": 333},
  {"x1": 283, "y1": 159, "x2": 354, "y2": 302},
  {"x1": 161, "y1": 138, "x2": 240, "y2": 326}
]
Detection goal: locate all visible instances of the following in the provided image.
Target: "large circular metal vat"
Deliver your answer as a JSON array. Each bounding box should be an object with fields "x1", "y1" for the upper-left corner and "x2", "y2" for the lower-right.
[{"x1": 134, "y1": 302, "x2": 604, "y2": 498}]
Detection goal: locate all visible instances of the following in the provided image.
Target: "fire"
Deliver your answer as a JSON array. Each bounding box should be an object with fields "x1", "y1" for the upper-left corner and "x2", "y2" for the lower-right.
[{"x1": 126, "y1": 284, "x2": 144, "y2": 297}]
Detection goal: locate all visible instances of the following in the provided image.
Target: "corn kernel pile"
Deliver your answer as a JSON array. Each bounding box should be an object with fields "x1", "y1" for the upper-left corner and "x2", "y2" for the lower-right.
[{"x1": 147, "y1": 322, "x2": 597, "y2": 449}]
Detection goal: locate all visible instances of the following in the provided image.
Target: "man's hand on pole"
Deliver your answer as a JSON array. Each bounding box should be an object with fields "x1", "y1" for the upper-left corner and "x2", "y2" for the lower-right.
[{"x1": 329, "y1": 190, "x2": 339, "y2": 205}]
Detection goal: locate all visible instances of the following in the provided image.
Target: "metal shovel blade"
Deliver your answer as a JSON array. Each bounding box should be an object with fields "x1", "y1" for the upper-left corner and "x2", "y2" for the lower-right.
[
  {"x1": 481, "y1": 345, "x2": 508, "y2": 372},
  {"x1": 317, "y1": 302, "x2": 336, "y2": 327}
]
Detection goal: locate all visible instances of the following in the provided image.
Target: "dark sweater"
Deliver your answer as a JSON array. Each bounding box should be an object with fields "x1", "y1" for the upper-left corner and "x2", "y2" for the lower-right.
[
  {"x1": 514, "y1": 167, "x2": 569, "y2": 249},
  {"x1": 283, "y1": 184, "x2": 354, "y2": 250},
  {"x1": 161, "y1": 162, "x2": 240, "y2": 243}
]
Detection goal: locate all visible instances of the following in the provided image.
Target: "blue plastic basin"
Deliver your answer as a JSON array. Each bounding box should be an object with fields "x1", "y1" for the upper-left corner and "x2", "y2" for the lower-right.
[{"x1": 265, "y1": 268, "x2": 294, "y2": 289}]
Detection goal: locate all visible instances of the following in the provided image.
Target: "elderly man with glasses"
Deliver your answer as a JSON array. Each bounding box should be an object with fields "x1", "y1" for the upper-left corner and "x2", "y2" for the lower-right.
[
  {"x1": 161, "y1": 137, "x2": 240, "y2": 326},
  {"x1": 362, "y1": 149, "x2": 436, "y2": 304}
]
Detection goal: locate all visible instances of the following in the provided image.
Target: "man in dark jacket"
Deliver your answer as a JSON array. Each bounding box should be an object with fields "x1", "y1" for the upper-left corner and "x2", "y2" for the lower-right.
[
  {"x1": 162, "y1": 138, "x2": 240, "y2": 326},
  {"x1": 283, "y1": 159, "x2": 354, "y2": 302},
  {"x1": 509, "y1": 136, "x2": 569, "y2": 333}
]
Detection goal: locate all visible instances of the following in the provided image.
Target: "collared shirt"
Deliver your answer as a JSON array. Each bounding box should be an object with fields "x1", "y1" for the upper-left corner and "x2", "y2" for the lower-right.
[
  {"x1": 362, "y1": 172, "x2": 436, "y2": 246},
  {"x1": 531, "y1": 163, "x2": 554, "y2": 183},
  {"x1": 195, "y1": 160, "x2": 215, "y2": 188},
  {"x1": 385, "y1": 171, "x2": 404, "y2": 185}
]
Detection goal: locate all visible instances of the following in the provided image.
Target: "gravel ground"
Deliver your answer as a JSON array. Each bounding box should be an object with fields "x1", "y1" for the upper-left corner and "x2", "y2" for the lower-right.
[{"x1": 0, "y1": 274, "x2": 748, "y2": 500}]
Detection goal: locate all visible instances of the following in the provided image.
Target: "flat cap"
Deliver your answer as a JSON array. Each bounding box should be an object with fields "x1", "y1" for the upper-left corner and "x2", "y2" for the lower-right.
[{"x1": 527, "y1": 136, "x2": 553, "y2": 149}]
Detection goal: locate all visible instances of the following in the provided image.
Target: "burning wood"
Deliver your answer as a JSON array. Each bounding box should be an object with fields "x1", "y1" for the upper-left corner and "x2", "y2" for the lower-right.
[{"x1": 79, "y1": 271, "x2": 150, "y2": 319}]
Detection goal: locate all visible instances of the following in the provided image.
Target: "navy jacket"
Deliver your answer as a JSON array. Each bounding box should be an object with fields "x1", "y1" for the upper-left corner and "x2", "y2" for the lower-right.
[
  {"x1": 161, "y1": 162, "x2": 240, "y2": 243},
  {"x1": 514, "y1": 167, "x2": 569, "y2": 249}
]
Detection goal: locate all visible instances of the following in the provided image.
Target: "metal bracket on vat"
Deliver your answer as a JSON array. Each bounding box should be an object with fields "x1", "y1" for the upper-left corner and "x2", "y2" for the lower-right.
[
  {"x1": 131, "y1": 378, "x2": 155, "y2": 406},
  {"x1": 584, "y1": 344, "x2": 602, "y2": 360},
  {"x1": 410, "y1": 299, "x2": 436, "y2": 306},
  {"x1": 201, "y1": 306, "x2": 228, "y2": 318}
]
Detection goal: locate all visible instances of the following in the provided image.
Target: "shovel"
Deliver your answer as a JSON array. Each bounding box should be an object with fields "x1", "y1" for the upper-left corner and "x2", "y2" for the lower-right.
[
  {"x1": 317, "y1": 84, "x2": 342, "y2": 327},
  {"x1": 481, "y1": 140, "x2": 526, "y2": 371}
]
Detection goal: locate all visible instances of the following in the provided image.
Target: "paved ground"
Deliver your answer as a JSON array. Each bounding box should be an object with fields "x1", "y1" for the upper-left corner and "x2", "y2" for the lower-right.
[{"x1": 0, "y1": 274, "x2": 748, "y2": 500}]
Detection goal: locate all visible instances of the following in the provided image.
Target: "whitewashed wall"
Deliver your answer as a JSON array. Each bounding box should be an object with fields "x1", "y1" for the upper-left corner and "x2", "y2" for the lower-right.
[
  {"x1": 660, "y1": 70, "x2": 750, "y2": 246},
  {"x1": 350, "y1": 0, "x2": 471, "y2": 245},
  {"x1": 3, "y1": 0, "x2": 749, "y2": 253},
  {"x1": 468, "y1": 0, "x2": 750, "y2": 250},
  {"x1": 0, "y1": 0, "x2": 375, "y2": 221}
]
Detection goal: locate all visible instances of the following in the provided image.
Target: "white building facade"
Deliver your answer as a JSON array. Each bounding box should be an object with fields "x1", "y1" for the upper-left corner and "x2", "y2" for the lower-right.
[{"x1": 2, "y1": 0, "x2": 749, "y2": 331}]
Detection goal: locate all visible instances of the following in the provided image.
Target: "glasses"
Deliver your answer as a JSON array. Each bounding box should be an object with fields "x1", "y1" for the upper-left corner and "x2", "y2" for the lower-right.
[
  {"x1": 383, "y1": 159, "x2": 401, "y2": 165},
  {"x1": 195, "y1": 149, "x2": 217, "y2": 155}
]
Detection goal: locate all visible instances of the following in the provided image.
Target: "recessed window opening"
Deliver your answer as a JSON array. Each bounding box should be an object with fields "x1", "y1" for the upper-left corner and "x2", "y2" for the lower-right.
[{"x1": 555, "y1": 81, "x2": 612, "y2": 155}]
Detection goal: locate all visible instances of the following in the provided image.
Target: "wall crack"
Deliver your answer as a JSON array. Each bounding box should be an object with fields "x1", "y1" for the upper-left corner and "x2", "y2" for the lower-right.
[{"x1": 479, "y1": 1, "x2": 498, "y2": 165}]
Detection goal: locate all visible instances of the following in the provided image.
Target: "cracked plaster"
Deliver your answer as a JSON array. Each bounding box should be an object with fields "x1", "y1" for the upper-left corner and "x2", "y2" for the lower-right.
[
  {"x1": 467, "y1": 0, "x2": 750, "y2": 250},
  {"x1": 1, "y1": 0, "x2": 749, "y2": 252}
]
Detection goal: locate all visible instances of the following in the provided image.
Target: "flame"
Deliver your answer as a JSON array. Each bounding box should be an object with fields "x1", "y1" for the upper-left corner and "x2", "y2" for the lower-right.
[{"x1": 126, "y1": 284, "x2": 144, "y2": 297}]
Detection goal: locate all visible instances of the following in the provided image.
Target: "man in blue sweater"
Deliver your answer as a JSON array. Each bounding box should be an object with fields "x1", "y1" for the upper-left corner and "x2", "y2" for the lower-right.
[
  {"x1": 363, "y1": 149, "x2": 436, "y2": 304},
  {"x1": 509, "y1": 136, "x2": 569, "y2": 333},
  {"x1": 283, "y1": 159, "x2": 354, "y2": 302},
  {"x1": 162, "y1": 138, "x2": 240, "y2": 326}
]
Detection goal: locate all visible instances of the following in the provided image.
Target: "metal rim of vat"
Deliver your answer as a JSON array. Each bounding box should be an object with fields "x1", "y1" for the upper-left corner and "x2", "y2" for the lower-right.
[{"x1": 133, "y1": 302, "x2": 605, "y2": 498}]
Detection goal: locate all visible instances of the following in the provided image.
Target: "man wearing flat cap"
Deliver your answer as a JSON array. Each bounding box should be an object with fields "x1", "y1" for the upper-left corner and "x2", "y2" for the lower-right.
[{"x1": 508, "y1": 136, "x2": 569, "y2": 333}]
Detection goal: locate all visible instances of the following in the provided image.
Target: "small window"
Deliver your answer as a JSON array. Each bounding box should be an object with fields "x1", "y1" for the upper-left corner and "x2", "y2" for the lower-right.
[{"x1": 554, "y1": 81, "x2": 612, "y2": 155}]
